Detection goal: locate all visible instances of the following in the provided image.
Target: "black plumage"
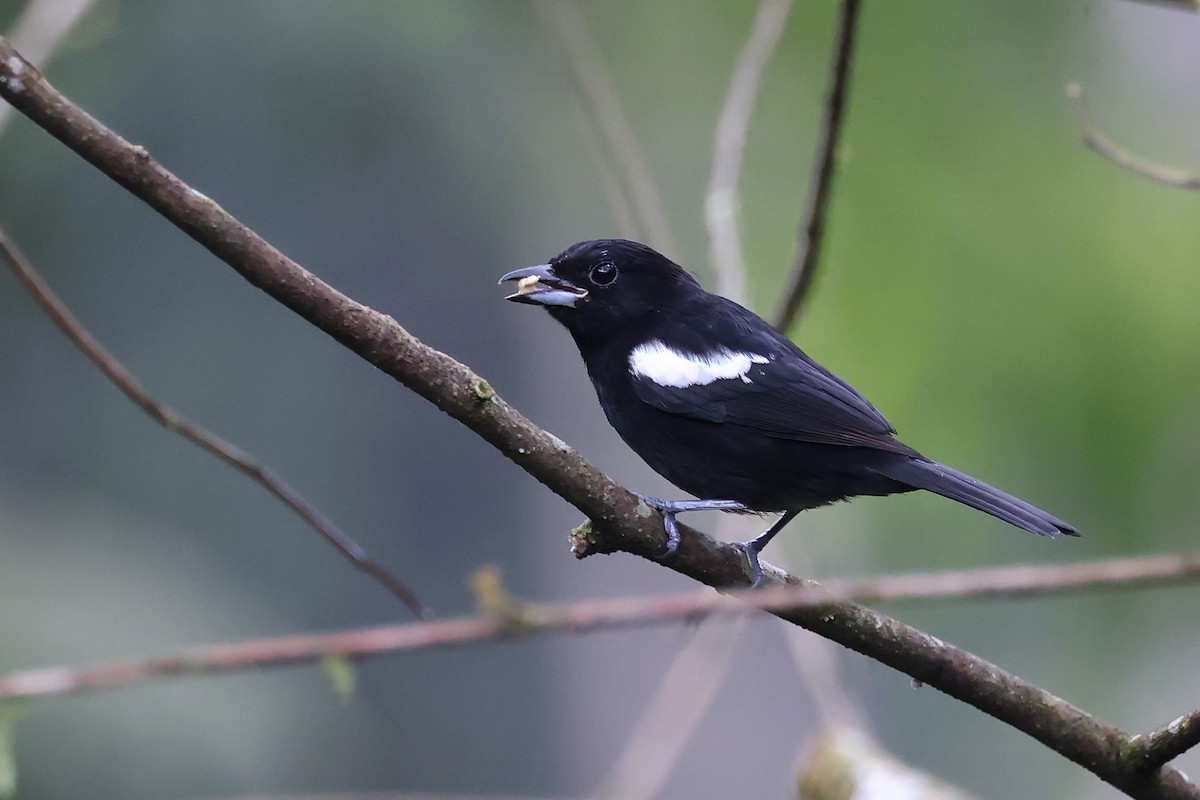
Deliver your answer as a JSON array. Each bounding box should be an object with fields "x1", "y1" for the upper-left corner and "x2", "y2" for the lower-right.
[{"x1": 500, "y1": 239, "x2": 1078, "y2": 582}]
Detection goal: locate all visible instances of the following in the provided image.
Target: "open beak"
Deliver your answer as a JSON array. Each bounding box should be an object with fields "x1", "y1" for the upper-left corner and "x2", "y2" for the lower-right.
[{"x1": 498, "y1": 264, "x2": 588, "y2": 308}]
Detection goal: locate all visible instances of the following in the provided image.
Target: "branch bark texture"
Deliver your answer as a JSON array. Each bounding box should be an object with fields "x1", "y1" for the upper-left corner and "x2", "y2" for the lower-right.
[{"x1": 1, "y1": 38, "x2": 1196, "y2": 800}]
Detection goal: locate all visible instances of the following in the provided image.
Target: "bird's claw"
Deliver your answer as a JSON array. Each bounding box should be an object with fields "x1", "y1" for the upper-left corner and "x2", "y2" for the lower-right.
[
  {"x1": 730, "y1": 540, "x2": 765, "y2": 588},
  {"x1": 634, "y1": 494, "x2": 747, "y2": 560},
  {"x1": 634, "y1": 493, "x2": 681, "y2": 559},
  {"x1": 658, "y1": 511, "x2": 682, "y2": 559}
]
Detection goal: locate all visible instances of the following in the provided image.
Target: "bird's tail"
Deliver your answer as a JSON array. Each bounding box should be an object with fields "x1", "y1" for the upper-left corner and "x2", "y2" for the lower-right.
[{"x1": 877, "y1": 457, "x2": 1080, "y2": 537}]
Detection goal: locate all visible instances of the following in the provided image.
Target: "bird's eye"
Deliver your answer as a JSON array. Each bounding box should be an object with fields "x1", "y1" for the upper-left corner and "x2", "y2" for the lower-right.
[{"x1": 590, "y1": 262, "x2": 618, "y2": 286}]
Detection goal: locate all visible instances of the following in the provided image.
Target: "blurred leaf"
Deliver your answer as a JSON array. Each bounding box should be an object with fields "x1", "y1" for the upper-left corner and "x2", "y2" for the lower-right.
[
  {"x1": 799, "y1": 727, "x2": 980, "y2": 800},
  {"x1": 0, "y1": 701, "x2": 31, "y2": 799},
  {"x1": 321, "y1": 654, "x2": 357, "y2": 701}
]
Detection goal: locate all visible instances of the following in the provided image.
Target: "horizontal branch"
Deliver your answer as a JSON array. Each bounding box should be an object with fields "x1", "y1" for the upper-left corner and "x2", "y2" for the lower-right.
[
  {"x1": 0, "y1": 586, "x2": 836, "y2": 701},
  {"x1": 5, "y1": 549, "x2": 1199, "y2": 702},
  {"x1": 1, "y1": 38, "x2": 1196, "y2": 799},
  {"x1": 828, "y1": 549, "x2": 1200, "y2": 603}
]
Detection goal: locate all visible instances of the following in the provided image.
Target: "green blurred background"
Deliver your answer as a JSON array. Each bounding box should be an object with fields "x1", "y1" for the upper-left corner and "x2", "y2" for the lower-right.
[{"x1": 0, "y1": 1, "x2": 1197, "y2": 798}]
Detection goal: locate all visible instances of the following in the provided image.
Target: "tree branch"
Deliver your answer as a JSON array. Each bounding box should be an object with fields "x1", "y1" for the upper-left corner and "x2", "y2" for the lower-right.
[
  {"x1": 1, "y1": 38, "x2": 1196, "y2": 799},
  {"x1": 0, "y1": 580, "x2": 1197, "y2": 794},
  {"x1": 0, "y1": 587, "x2": 858, "y2": 702},
  {"x1": 774, "y1": 0, "x2": 862, "y2": 330},
  {"x1": 2, "y1": 550, "x2": 1189, "y2": 702},
  {"x1": 0, "y1": 228, "x2": 425, "y2": 619},
  {"x1": 1129, "y1": 709, "x2": 1200, "y2": 775},
  {"x1": 1067, "y1": 83, "x2": 1200, "y2": 191}
]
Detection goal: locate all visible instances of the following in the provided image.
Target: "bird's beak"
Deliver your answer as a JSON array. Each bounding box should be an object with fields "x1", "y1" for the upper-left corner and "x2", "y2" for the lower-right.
[{"x1": 498, "y1": 264, "x2": 588, "y2": 308}]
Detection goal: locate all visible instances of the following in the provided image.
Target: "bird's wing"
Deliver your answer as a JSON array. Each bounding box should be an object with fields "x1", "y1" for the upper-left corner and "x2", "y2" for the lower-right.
[{"x1": 628, "y1": 303, "x2": 912, "y2": 453}]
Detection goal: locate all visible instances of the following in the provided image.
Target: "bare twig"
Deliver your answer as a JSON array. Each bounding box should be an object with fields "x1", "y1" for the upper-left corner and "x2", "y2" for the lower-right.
[
  {"x1": 0, "y1": 228, "x2": 425, "y2": 619},
  {"x1": 705, "y1": 0, "x2": 795, "y2": 305},
  {"x1": 774, "y1": 0, "x2": 863, "y2": 330},
  {"x1": 2, "y1": 39, "x2": 1197, "y2": 799},
  {"x1": 0, "y1": 0, "x2": 95, "y2": 136},
  {"x1": 1129, "y1": 708, "x2": 1200, "y2": 773},
  {"x1": 594, "y1": 617, "x2": 745, "y2": 800},
  {"x1": 773, "y1": 548, "x2": 867, "y2": 730},
  {"x1": 826, "y1": 550, "x2": 1200, "y2": 603},
  {"x1": 533, "y1": 0, "x2": 680, "y2": 257},
  {"x1": 0, "y1": 587, "x2": 838, "y2": 702},
  {"x1": 1067, "y1": 83, "x2": 1200, "y2": 191},
  {"x1": 0, "y1": 566, "x2": 1196, "y2": 701},
  {"x1": 572, "y1": 102, "x2": 640, "y2": 240},
  {"x1": 700, "y1": 0, "x2": 865, "y2": 729},
  {"x1": 596, "y1": 8, "x2": 800, "y2": 791}
]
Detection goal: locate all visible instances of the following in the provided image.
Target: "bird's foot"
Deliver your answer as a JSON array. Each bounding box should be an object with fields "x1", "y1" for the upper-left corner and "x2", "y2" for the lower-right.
[
  {"x1": 730, "y1": 510, "x2": 799, "y2": 587},
  {"x1": 729, "y1": 540, "x2": 766, "y2": 588},
  {"x1": 633, "y1": 494, "x2": 748, "y2": 559}
]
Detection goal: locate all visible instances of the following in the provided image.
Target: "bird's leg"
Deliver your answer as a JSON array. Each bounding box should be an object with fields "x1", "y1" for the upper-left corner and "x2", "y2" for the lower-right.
[
  {"x1": 634, "y1": 494, "x2": 749, "y2": 558},
  {"x1": 730, "y1": 509, "x2": 800, "y2": 587}
]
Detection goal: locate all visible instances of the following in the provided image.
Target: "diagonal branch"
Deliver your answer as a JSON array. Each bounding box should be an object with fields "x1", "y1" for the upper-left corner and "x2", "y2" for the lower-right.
[
  {"x1": 0, "y1": 228, "x2": 425, "y2": 620},
  {"x1": 593, "y1": 617, "x2": 745, "y2": 800},
  {"x1": 774, "y1": 0, "x2": 863, "y2": 330},
  {"x1": 1067, "y1": 83, "x2": 1200, "y2": 191},
  {"x1": 1, "y1": 38, "x2": 1196, "y2": 799}
]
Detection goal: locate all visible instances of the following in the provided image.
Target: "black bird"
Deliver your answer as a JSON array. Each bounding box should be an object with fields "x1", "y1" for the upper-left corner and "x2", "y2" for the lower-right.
[{"x1": 500, "y1": 239, "x2": 1079, "y2": 583}]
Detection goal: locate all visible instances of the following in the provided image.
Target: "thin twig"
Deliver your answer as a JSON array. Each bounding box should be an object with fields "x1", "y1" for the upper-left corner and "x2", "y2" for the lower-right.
[
  {"x1": 0, "y1": 588, "x2": 831, "y2": 702},
  {"x1": 572, "y1": 102, "x2": 640, "y2": 240},
  {"x1": 774, "y1": 0, "x2": 863, "y2": 330},
  {"x1": 594, "y1": 617, "x2": 745, "y2": 800},
  {"x1": 533, "y1": 0, "x2": 681, "y2": 257},
  {"x1": 701, "y1": 0, "x2": 864, "y2": 721},
  {"x1": 827, "y1": 550, "x2": 1200, "y2": 603},
  {"x1": 0, "y1": 0, "x2": 96, "y2": 136},
  {"x1": 772, "y1": 549, "x2": 867, "y2": 730},
  {"x1": 590, "y1": 7, "x2": 792, "y2": 787},
  {"x1": 0, "y1": 561, "x2": 1196, "y2": 703},
  {"x1": 1067, "y1": 83, "x2": 1200, "y2": 191},
  {"x1": 0, "y1": 229, "x2": 425, "y2": 619},
  {"x1": 2, "y1": 39, "x2": 1197, "y2": 799},
  {"x1": 1129, "y1": 708, "x2": 1200, "y2": 773},
  {"x1": 705, "y1": 0, "x2": 795, "y2": 305},
  {"x1": 0, "y1": 547, "x2": 1195, "y2": 695},
  {"x1": 596, "y1": 9, "x2": 799, "y2": 792}
]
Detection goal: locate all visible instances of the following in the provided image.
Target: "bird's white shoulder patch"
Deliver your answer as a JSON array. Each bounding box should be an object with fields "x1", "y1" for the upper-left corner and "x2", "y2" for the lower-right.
[{"x1": 629, "y1": 340, "x2": 769, "y2": 388}]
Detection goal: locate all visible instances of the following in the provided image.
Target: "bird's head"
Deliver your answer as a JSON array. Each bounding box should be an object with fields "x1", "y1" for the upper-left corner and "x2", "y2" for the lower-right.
[{"x1": 499, "y1": 239, "x2": 702, "y2": 343}]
